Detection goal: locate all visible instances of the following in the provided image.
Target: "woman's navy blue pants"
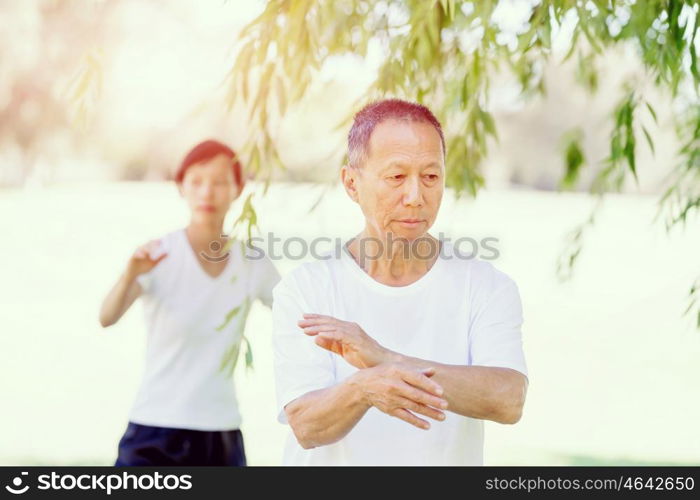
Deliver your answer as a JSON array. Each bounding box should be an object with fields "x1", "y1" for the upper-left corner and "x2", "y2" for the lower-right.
[{"x1": 114, "y1": 422, "x2": 246, "y2": 466}]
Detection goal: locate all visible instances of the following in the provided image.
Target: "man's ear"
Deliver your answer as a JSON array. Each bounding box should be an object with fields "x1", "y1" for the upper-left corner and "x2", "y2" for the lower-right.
[{"x1": 341, "y1": 165, "x2": 359, "y2": 203}]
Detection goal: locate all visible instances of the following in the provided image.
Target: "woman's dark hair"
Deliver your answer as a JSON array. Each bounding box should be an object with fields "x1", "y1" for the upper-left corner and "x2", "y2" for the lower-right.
[{"x1": 175, "y1": 140, "x2": 244, "y2": 188}]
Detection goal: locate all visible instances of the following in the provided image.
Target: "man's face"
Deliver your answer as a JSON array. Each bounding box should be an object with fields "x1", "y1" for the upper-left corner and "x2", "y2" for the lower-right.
[
  {"x1": 178, "y1": 154, "x2": 241, "y2": 223},
  {"x1": 342, "y1": 119, "x2": 444, "y2": 242}
]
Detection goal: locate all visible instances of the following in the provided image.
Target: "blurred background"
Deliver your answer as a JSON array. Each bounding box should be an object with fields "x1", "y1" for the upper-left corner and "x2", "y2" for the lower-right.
[{"x1": 0, "y1": 0, "x2": 698, "y2": 465}]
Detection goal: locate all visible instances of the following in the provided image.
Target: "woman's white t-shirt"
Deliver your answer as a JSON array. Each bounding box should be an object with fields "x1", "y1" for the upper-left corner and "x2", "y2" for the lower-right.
[
  {"x1": 128, "y1": 228, "x2": 281, "y2": 431},
  {"x1": 272, "y1": 240, "x2": 528, "y2": 465}
]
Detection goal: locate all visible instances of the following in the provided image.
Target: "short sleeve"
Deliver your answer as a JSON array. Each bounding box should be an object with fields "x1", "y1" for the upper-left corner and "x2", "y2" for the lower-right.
[
  {"x1": 254, "y1": 256, "x2": 281, "y2": 308},
  {"x1": 468, "y1": 274, "x2": 529, "y2": 380},
  {"x1": 272, "y1": 271, "x2": 336, "y2": 424}
]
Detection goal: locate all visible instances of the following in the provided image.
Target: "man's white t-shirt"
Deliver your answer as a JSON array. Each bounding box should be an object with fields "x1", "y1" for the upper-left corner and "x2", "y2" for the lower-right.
[
  {"x1": 272, "y1": 240, "x2": 528, "y2": 465},
  {"x1": 127, "y1": 228, "x2": 281, "y2": 431}
]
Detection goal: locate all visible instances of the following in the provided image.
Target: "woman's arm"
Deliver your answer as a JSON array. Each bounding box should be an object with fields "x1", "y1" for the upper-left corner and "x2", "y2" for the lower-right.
[{"x1": 99, "y1": 271, "x2": 143, "y2": 327}]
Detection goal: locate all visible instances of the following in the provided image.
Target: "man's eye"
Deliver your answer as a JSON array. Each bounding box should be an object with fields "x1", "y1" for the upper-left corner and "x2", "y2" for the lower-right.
[
  {"x1": 424, "y1": 174, "x2": 439, "y2": 181},
  {"x1": 389, "y1": 174, "x2": 404, "y2": 181}
]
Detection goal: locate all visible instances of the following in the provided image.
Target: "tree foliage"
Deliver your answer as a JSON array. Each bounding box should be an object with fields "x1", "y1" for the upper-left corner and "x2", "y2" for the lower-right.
[{"x1": 229, "y1": 0, "x2": 700, "y2": 327}]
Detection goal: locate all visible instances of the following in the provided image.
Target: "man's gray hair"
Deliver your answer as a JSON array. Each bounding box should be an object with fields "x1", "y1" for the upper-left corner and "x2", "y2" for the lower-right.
[{"x1": 347, "y1": 98, "x2": 446, "y2": 169}]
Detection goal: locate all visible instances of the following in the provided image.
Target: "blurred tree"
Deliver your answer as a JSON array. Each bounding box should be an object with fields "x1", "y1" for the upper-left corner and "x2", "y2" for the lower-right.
[
  {"x1": 229, "y1": 0, "x2": 700, "y2": 327},
  {"x1": 0, "y1": 1, "x2": 116, "y2": 185}
]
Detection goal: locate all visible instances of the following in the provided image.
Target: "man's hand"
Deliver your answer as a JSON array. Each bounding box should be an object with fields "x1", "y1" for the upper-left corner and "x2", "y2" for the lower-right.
[
  {"x1": 298, "y1": 313, "x2": 395, "y2": 368},
  {"x1": 350, "y1": 363, "x2": 448, "y2": 430}
]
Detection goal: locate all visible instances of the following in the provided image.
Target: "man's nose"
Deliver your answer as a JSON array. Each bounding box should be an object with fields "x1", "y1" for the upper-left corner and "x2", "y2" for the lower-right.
[{"x1": 403, "y1": 176, "x2": 424, "y2": 207}]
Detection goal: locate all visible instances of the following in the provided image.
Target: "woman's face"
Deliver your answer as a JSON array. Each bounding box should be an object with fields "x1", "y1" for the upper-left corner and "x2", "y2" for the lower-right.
[{"x1": 178, "y1": 154, "x2": 241, "y2": 224}]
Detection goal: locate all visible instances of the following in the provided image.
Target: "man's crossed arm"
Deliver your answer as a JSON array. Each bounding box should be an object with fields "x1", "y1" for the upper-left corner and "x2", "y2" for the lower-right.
[{"x1": 283, "y1": 314, "x2": 528, "y2": 449}]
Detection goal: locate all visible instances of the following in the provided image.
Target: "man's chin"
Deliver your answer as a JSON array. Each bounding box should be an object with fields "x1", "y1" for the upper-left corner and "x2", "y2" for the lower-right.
[{"x1": 388, "y1": 228, "x2": 433, "y2": 243}]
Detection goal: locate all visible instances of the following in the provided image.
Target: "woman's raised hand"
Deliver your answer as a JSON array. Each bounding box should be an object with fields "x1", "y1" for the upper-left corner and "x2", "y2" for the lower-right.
[{"x1": 126, "y1": 239, "x2": 168, "y2": 279}]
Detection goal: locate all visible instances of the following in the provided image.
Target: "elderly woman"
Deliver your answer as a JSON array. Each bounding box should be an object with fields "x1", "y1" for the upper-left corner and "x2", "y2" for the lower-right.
[
  {"x1": 272, "y1": 99, "x2": 529, "y2": 466},
  {"x1": 100, "y1": 140, "x2": 280, "y2": 466}
]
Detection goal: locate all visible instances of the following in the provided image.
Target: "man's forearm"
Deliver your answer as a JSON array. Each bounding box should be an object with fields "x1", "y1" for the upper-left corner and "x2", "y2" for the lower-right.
[
  {"x1": 284, "y1": 373, "x2": 370, "y2": 449},
  {"x1": 297, "y1": 315, "x2": 527, "y2": 425},
  {"x1": 384, "y1": 352, "x2": 526, "y2": 424}
]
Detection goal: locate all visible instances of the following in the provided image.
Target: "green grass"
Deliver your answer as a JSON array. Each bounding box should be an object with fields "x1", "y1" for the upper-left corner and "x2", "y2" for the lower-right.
[{"x1": 1, "y1": 182, "x2": 698, "y2": 465}]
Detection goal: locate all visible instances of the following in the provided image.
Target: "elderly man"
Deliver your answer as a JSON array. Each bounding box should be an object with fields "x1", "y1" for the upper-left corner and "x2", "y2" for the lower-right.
[{"x1": 271, "y1": 98, "x2": 528, "y2": 466}]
